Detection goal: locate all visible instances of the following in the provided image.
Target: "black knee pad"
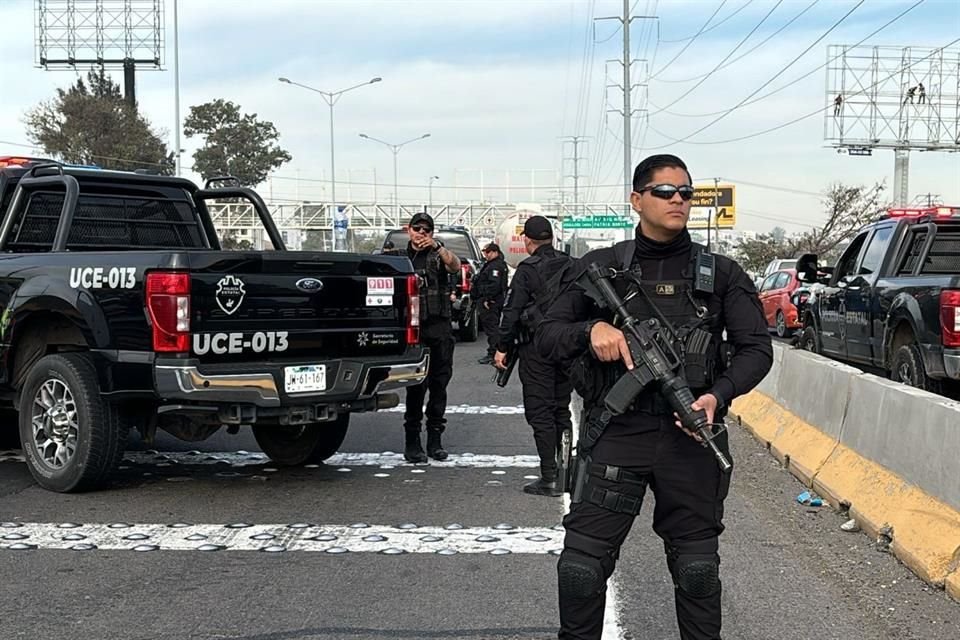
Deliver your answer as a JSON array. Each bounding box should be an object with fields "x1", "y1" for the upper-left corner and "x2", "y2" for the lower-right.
[
  {"x1": 671, "y1": 553, "x2": 720, "y2": 598},
  {"x1": 557, "y1": 550, "x2": 605, "y2": 599}
]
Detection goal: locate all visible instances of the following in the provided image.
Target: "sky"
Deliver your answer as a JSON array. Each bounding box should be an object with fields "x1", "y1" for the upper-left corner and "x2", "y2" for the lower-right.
[{"x1": 1, "y1": 0, "x2": 959, "y2": 234}]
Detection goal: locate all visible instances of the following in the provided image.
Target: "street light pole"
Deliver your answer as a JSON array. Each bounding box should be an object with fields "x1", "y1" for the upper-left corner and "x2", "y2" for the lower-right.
[
  {"x1": 358, "y1": 133, "x2": 431, "y2": 225},
  {"x1": 428, "y1": 175, "x2": 439, "y2": 208},
  {"x1": 278, "y1": 75, "x2": 381, "y2": 250}
]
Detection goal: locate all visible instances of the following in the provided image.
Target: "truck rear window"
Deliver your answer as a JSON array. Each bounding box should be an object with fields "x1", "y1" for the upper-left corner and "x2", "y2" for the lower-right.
[
  {"x1": 7, "y1": 191, "x2": 205, "y2": 251},
  {"x1": 896, "y1": 226, "x2": 960, "y2": 275},
  {"x1": 922, "y1": 229, "x2": 960, "y2": 275}
]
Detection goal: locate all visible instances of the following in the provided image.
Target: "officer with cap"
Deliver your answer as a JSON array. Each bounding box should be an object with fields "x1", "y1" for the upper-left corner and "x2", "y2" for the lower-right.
[
  {"x1": 473, "y1": 242, "x2": 508, "y2": 364},
  {"x1": 403, "y1": 212, "x2": 461, "y2": 462},
  {"x1": 495, "y1": 216, "x2": 573, "y2": 496},
  {"x1": 537, "y1": 154, "x2": 772, "y2": 639}
]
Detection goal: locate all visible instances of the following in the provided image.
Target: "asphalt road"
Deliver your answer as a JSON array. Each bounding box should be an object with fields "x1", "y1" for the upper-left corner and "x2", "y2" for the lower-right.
[{"x1": 1, "y1": 338, "x2": 959, "y2": 640}]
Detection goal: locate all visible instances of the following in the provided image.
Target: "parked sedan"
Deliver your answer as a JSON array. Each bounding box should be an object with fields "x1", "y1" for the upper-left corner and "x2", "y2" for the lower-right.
[{"x1": 758, "y1": 269, "x2": 803, "y2": 337}]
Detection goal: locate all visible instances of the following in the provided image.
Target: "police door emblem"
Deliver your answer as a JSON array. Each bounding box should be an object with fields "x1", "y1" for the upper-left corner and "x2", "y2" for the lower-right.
[
  {"x1": 655, "y1": 284, "x2": 675, "y2": 295},
  {"x1": 215, "y1": 275, "x2": 246, "y2": 315}
]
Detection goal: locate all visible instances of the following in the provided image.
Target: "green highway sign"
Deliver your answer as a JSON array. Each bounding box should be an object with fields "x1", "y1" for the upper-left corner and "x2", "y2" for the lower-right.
[{"x1": 562, "y1": 215, "x2": 635, "y2": 229}]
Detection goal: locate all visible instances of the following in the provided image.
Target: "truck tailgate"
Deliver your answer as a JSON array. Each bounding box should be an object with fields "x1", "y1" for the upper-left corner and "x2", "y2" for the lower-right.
[{"x1": 186, "y1": 252, "x2": 413, "y2": 361}]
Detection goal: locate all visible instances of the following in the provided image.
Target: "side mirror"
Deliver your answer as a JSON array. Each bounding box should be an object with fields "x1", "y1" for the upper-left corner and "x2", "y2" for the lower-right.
[
  {"x1": 564, "y1": 243, "x2": 572, "y2": 255},
  {"x1": 795, "y1": 254, "x2": 820, "y2": 283}
]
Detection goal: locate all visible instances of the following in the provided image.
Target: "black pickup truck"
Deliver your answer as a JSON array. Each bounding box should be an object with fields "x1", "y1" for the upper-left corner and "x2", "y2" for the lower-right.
[
  {"x1": 796, "y1": 206, "x2": 959, "y2": 397},
  {"x1": 0, "y1": 157, "x2": 428, "y2": 492}
]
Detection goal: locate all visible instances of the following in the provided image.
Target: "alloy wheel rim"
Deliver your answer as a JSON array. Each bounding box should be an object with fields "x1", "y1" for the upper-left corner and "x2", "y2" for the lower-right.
[{"x1": 31, "y1": 379, "x2": 79, "y2": 470}]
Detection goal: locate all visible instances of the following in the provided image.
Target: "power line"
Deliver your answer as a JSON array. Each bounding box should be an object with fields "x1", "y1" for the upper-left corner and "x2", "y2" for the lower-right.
[
  {"x1": 650, "y1": 1, "x2": 728, "y2": 79},
  {"x1": 656, "y1": 0, "x2": 819, "y2": 85},
  {"x1": 659, "y1": 0, "x2": 756, "y2": 43},
  {"x1": 649, "y1": 0, "x2": 782, "y2": 116},
  {"x1": 650, "y1": 0, "x2": 920, "y2": 118},
  {"x1": 643, "y1": 0, "x2": 866, "y2": 148}
]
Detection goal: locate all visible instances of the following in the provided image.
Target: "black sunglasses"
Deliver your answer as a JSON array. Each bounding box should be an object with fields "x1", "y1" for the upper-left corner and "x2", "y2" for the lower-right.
[
  {"x1": 637, "y1": 184, "x2": 695, "y2": 201},
  {"x1": 410, "y1": 225, "x2": 433, "y2": 233}
]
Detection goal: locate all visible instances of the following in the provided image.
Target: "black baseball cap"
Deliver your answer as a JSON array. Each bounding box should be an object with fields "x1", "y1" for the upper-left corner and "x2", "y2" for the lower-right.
[
  {"x1": 408, "y1": 212, "x2": 435, "y2": 231},
  {"x1": 521, "y1": 215, "x2": 553, "y2": 240},
  {"x1": 483, "y1": 243, "x2": 501, "y2": 254}
]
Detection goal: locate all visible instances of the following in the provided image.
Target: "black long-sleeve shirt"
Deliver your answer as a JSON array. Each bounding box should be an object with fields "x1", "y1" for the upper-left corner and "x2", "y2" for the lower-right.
[
  {"x1": 497, "y1": 244, "x2": 568, "y2": 352},
  {"x1": 536, "y1": 229, "x2": 772, "y2": 414},
  {"x1": 473, "y1": 256, "x2": 508, "y2": 306}
]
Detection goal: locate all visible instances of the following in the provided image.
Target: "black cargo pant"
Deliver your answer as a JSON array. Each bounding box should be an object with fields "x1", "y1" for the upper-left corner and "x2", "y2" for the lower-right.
[
  {"x1": 558, "y1": 415, "x2": 732, "y2": 640},
  {"x1": 479, "y1": 302, "x2": 501, "y2": 357},
  {"x1": 518, "y1": 342, "x2": 572, "y2": 478},
  {"x1": 404, "y1": 318, "x2": 455, "y2": 434}
]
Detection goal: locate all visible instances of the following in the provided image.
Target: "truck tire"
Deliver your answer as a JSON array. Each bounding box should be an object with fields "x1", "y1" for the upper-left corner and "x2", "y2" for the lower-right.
[
  {"x1": 775, "y1": 310, "x2": 788, "y2": 338},
  {"x1": 890, "y1": 343, "x2": 943, "y2": 395},
  {"x1": 459, "y1": 306, "x2": 479, "y2": 342},
  {"x1": 800, "y1": 326, "x2": 821, "y2": 354},
  {"x1": 18, "y1": 353, "x2": 127, "y2": 492},
  {"x1": 253, "y1": 414, "x2": 350, "y2": 466}
]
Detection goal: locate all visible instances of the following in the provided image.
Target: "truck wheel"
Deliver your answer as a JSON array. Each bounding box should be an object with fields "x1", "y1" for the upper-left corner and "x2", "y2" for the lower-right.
[
  {"x1": 459, "y1": 306, "x2": 479, "y2": 342},
  {"x1": 800, "y1": 326, "x2": 821, "y2": 354},
  {"x1": 890, "y1": 343, "x2": 943, "y2": 394},
  {"x1": 253, "y1": 414, "x2": 350, "y2": 466},
  {"x1": 775, "y1": 310, "x2": 788, "y2": 338},
  {"x1": 18, "y1": 353, "x2": 127, "y2": 492}
]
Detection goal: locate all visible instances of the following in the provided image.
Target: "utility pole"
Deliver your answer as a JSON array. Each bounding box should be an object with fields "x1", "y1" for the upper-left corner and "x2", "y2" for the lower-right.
[
  {"x1": 622, "y1": 0, "x2": 631, "y2": 204},
  {"x1": 596, "y1": 5, "x2": 657, "y2": 204},
  {"x1": 560, "y1": 136, "x2": 588, "y2": 213}
]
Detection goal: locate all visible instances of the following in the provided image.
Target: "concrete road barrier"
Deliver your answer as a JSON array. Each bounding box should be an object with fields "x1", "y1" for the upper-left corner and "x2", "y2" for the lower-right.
[{"x1": 732, "y1": 343, "x2": 960, "y2": 601}]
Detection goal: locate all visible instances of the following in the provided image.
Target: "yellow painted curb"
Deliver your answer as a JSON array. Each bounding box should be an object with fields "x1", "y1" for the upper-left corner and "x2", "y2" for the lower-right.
[
  {"x1": 815, "y1": 446, "x2": 960, "y2": 586},
  {"x1": 732, "y1": 391, "x2": 837, "y2": 487},
  {"x1": 734, "y1": 390, "x2": 960, "y2": 595}
]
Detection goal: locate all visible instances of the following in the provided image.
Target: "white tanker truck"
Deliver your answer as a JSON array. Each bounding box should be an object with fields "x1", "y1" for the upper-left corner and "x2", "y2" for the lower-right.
[{"x1": 492, "y1": 210, "x2": 564, "y2": 269}]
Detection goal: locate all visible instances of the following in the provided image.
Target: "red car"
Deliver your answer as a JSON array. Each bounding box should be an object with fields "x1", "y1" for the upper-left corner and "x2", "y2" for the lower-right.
[{"x1": 758, "y1": 269, "x2": 803, "y2": 337}]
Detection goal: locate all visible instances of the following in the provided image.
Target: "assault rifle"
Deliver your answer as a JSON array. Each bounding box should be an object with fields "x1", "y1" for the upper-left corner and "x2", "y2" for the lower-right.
[{"x1": 577, "y1": 262, "x2": 731, "y2": 473}]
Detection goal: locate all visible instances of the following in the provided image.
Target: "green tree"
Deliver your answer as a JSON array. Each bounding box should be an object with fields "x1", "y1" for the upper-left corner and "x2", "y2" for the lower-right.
[
  {"x1": 734, "y1": 233, "x2": 788, "y2": 275},
  {"x1": 24, "y1": 69, "x2": 173, "y2": 173},
  {"x1": 183, "y1": 99, "x2": 291, "y2": 187}
]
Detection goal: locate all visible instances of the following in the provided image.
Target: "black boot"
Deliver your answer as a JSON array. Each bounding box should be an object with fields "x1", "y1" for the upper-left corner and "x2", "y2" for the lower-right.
[
  {"x1": 404, "y1": 431, "x2": 427, "y2": 463},
  {"x1": 524, "y1": 474, "x2": 561, "y2": 497},
  {"x1": 426, "y1": 430, "x2": 448, "y2": 461}
]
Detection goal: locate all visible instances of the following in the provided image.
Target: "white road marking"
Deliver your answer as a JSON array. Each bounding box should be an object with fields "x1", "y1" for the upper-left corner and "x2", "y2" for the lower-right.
[
  {"x1": 0, "y1": 523, "x2": 563, "y2": 554},
  {"x1": 0, "y1": 450, "x2": 539, "y2": 468},
  {"x1": 383, "y1": 403, "x2": 526, "y2": 414},
  {"x1": 566, "y1": 396, "x2": 624, "y2": 640}
]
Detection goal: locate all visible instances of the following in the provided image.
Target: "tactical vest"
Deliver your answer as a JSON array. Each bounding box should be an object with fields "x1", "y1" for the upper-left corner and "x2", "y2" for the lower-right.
[
  {"x1": 572, "y1": 240, "x2": 728, "y2": 413},
  {"x1": 414, "y1": 247, "x2": 451, "y2": 320}
]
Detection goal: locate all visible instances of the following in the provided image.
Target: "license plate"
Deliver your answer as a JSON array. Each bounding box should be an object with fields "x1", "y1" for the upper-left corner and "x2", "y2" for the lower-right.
[{"x1": 284, "y1": 365, "x2": 327, "y2": 393}]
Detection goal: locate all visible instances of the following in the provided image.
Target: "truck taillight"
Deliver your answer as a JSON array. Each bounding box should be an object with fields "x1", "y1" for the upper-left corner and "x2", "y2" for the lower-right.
[
  {"x1": 406, "y1": 274, "x2": 420, "y2": 345},
  {"x1": 941, "y1": 290, "x2": 960, "y2": 348},
  {"x1": 460, "y1": 263, "x2": 471, "y2": 293},
  {"x1": 146, "y1": 272, "x2": 191, "y2": 352}
]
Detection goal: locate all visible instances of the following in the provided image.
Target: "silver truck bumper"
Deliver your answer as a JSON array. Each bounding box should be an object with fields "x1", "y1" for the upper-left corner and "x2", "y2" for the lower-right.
[{"x1": 155, "y1": 352, "x2": 430, "y2": 408}]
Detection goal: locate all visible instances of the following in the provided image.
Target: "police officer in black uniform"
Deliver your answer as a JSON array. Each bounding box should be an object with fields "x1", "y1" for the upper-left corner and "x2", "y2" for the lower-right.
[
  {"x1": 403, "y1": 212, "x2": 461, "y2": 463},
  {"x1": 494, "y1": 216, "x2": 574, "y2": 497},
  {"x1": 537, "y1": 155, "x2": 772, "y2": 640},
  {"x1": 473, "y1": 243, "x2": 508, "y2": 364}
]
